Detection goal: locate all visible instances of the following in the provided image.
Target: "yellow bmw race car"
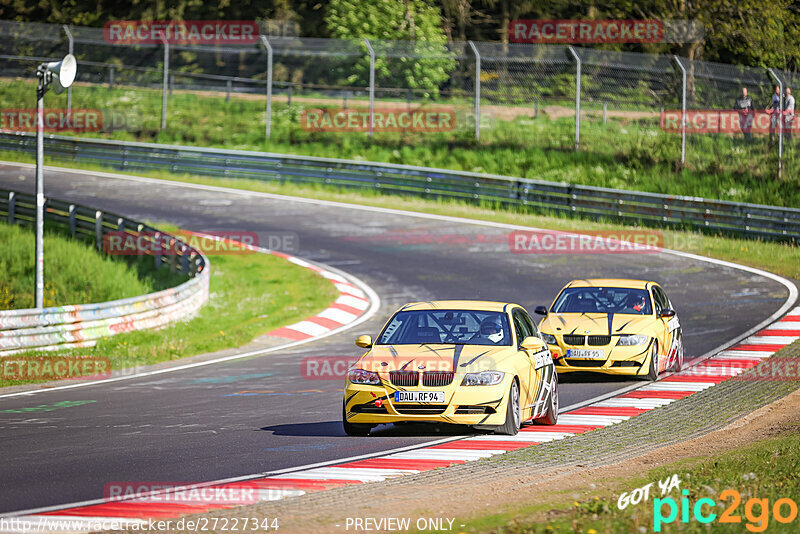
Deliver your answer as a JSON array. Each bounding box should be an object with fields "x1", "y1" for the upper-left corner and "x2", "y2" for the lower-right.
[
  {"x1": 343, "y1": 301, "x2": 559, "y2": 436},
  {"x1": 535, "y1": 279, "x2": 684, "y2": 380}
]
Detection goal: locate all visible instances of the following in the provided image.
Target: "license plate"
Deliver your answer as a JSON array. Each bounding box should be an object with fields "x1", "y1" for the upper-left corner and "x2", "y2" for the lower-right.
[
  {"x1": 394, "y1": 391, "x2": 445, "y2": 403},
  {"x1": 567, "y1": 349, "x2": 606, "y2": 360}
]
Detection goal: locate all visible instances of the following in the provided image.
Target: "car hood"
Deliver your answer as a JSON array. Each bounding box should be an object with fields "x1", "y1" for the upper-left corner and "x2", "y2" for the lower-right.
[
  {"x1": 540, "y1": 312, "x2": 656, "y2": 336},
  {"x1": 358, "y1": 344, "x2": 513, "y2": 374}
]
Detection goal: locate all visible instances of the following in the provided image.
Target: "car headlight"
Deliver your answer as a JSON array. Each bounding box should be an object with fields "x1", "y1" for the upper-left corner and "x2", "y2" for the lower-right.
[
  {"x1": 347, "y1": 368, "x2": 381, "y2": 385},
  {"x1": 461, "y1": 371, "x2": 505, "y2": 386},
  {"x1": 616, "y1": 334, "x2": 649, "y2": 346},
  {"x1": 542, "y1": 333, "x2": 558, "y2": 345}
]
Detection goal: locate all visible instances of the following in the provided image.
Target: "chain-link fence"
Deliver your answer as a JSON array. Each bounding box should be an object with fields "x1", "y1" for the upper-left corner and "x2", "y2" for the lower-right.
[{"x1": 1, "y1": 19, "x2": 797, "y2": 183}]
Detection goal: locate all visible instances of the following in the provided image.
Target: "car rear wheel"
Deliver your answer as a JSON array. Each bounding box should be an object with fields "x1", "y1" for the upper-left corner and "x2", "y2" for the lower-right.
[
  {"x1": 645, "y1": 341, "x2": 659, "y2": 381},
  {"x1": 342, "y1": 402, "x2": 372, "y2": 436},
  {"x1": 495, "y1": 380, "x2": 521, "y2": 435},
  {"x1": 535, "y1": 373, "x2": 559, "y2": 425}
]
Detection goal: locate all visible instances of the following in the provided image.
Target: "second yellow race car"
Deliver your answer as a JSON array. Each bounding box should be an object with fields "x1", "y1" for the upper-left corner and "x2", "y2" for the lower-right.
[
  {"x1": 343, "y1": 301, "x2": 559, "y2": 436},
  {"x1": 535, "y1": 279, "x2": 684, "y2": 380}
]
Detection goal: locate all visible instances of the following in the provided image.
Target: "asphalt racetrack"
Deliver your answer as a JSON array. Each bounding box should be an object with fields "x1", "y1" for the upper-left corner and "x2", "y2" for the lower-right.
[{"x1": 0, "y1": 162, "x2": 792, "y2": 514}]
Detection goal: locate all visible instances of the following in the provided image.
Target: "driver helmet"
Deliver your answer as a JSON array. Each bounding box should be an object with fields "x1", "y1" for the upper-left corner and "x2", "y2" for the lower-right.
[
  {"x1": 625, "y1": 293, "x2": 646, "y2": 312},
  {"x1": 480, "y1": 317, "x2": 504, "y2": 343}
]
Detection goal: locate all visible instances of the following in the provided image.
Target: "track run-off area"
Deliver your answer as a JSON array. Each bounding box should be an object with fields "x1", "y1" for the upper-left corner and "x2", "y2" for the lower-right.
[{"x1": 0, "y1": 162, "x2": 796, "y2": 519}]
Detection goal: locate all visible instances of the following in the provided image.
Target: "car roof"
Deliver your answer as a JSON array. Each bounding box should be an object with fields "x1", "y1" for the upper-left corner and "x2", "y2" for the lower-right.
[
  {"x1": 398, "y1": 300, "x2": 519, "y2": 313},
  {"x1": 565, "y1": 278, "x2": 655, "y2": 290}
]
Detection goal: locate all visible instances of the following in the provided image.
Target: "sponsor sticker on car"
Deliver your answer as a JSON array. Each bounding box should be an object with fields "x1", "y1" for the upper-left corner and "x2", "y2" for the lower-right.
[{"x1": 394, "y1": 391, "x2": 445, "y2": 403}]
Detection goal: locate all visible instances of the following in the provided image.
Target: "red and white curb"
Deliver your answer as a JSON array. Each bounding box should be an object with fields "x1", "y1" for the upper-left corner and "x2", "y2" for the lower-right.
[
  {"x1": 5, "y1": 306, "x2": 797, "y2": 532},
  {"x1": 265, "y1": 255, "x2": 371, "y2": 341}
]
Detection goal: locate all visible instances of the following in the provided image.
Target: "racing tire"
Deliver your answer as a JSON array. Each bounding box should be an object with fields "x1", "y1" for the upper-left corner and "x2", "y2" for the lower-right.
[
  {"x1": 645, "y1": 340, "x2": 659, "y2": 381},
  {"x1": 342, "y1": 402, "x2": 372, "y2": 436},
  {"x1": 495, "y1": 379, "x2": 521, "y2": 435},
  {"x1": 669, "y1": 338, "x2": 684, "y2": 373},
  {"x1": 534, "y1": 373, "x2": 559, "y2": 425}
]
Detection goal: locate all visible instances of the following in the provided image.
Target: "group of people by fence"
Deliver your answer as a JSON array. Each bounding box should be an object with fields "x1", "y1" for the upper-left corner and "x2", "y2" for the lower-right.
[{"x1": 734, "y1": 85, "x2": 795, "y2": 143}]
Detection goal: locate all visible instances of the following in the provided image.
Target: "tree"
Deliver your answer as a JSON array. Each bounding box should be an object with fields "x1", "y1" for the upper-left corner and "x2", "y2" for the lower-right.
[{"x1": 325, "y1": 0, "x2": 456, "y2": 98}]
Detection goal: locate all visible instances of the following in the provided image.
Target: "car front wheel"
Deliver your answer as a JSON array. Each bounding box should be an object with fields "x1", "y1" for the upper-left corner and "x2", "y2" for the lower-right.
[{"x1": 495, "y1": 380, "x2": 521, "y2": 435}]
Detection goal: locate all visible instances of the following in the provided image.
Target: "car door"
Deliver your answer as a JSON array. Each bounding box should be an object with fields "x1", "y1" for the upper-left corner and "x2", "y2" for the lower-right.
[
  {"x1": 651, "y1": 285, "x2": 671, "y2": 368},
  {"x1": 511, "y1": 309, "x2": 536, "y2": 415},
  {"x1": 521, "y1": 309, "x2": 554, "y2": 418},
  {"x1": 656, "y1": 285, "x2": 681, "y2": 365}
]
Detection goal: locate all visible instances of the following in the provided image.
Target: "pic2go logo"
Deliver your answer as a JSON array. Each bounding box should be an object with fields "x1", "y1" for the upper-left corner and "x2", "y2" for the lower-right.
[{"x1": 654, "y1": 489, "x2": 798, "y2": 532}]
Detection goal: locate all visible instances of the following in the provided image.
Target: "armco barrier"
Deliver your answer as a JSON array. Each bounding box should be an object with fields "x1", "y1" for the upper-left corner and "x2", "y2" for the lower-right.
[
  {"x1": 0, "y1": 188, "x2": 209, "y2": 354},
  {"x1": 1, "y1": 132, "x2": 799, "y2": 243}
]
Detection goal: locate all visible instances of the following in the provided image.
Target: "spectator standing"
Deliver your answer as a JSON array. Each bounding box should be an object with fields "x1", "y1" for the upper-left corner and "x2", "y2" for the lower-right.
[
  {"x1": 784, "y1": 87, "x2": 795, "y2": 142},
  {"x1": 733, "y1": 87, "x2": 754, "y2": 142}
]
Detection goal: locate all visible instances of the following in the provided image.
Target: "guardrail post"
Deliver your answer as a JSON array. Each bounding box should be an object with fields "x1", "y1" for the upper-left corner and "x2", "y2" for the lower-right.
[
  {"x1": 673, "y1": 56, "x2": 687, "y2": 167},
  {"x1": 161, "y1": 38, "x2": 169, "y2": 131},
  {"x1": 363, "y1": 38, "x2": 375, "y2": 137},
  {"x1": 226, "y1": 79, "x2": 232, "y2": 102},
  {"x1": 95, "y1": 210, "x2": 103, "y2": 251},
  {"x1": 768, "y1": 68, "x2": 784, "y2": 180},
  {"x1": 62, "y1": 25, "x2": 74, "y2": 118},
  {"x1": 468, "y1": 41, "x2": 481, "y2": 142},
  {"x1": 68, "y1": 204, "x2": 76, "y2": 237},
  {"x1": 567, "y1": 46, "x2": 581, "y2": 150},
  {"x1": 259, "y1": 35, "x2": 273, "y2": 139},
  {"x1": 154, "y1": 231, "x2": 162, "y2": 269},
  {"x1": 8, "y1": 192, "x2": 15, "y2": 224}
]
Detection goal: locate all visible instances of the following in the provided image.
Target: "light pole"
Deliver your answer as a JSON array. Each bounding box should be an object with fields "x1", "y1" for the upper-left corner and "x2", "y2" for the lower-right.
[{"x1": 35, "y1": 54, "x2": 77, "y2": 309}]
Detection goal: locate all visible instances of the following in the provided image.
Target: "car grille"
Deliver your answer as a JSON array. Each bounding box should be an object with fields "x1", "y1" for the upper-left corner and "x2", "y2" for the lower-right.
[
  {"x1": 352, "y1": 404, "x2": 388, "y2": 414},
  {"x1": 422, "y1": 371, "x2": 454, "y2": 387},
  {"x1": 588, "y1": 335, "x2": 611, "y2": 346},
  {"x1": 564, "y1": 358, "x2": 605, "y2": 367},
  {"x1": 394, "y1": 405, "x2": 448, "y2": 415},
  {"x1": 389, "y1": 370, "x2": 418, "y2": 387},
  {"x1": 562, "y1": 335, "x2": 585, "y2": 346}
]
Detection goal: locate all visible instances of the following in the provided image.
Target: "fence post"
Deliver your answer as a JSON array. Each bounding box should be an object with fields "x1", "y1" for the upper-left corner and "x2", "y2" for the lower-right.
[
  {"x1": 95, "y1": 210, "x2": 103, "y2": 251},
  {"x1": 673, "y1": 56, "x2": 687, "y2": 166},
  {"x1": 603, "y1": 102, "x2": 607, "y2": 124},
  {"x1": 468, "y1": 40, "x2": 481, "y2": 142},
  {"x1": 768, "y1": 68, "x2": 784, "y2": 180},
  {"x1": 62, "y1": 25, "x2": 73, "y2": 118},
  {"x1": 7, "y1": 192, "x2": 15, "y2": 224},
  {"x1": 109, "y1": 66, "x2": 114, "y2": 89},
  {"x1": 68, "y1": 204, "x2": 76, "y2": 237},
  {"x1": 567, "y1": 46, "x2": 581, "y2": 150},
  {"x1": 161, "y1": 38, "x2": 169, "y2": 130},
  {"x1": 259, "y1": 35, "x2": 273, "y2": 139},
  {"x1": 364, "y1": 38, "x2": 375, "y2": 137}
]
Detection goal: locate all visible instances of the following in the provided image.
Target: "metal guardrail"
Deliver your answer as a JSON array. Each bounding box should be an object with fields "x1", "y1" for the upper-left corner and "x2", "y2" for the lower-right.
[
  {"x1": 1, "y1": 131, "x2": 799, "y2": 243},
  {"x1": 0, "y1": 187, "x2": 209, "y2": 354}
]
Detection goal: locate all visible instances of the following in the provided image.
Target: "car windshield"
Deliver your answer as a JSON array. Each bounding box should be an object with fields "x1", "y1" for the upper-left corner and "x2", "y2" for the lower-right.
[
  {"x1": 551, "y1": 287, "x2": 653, "y2": 315},
  {"x1": 377, "y1": 310, "x2": 512, "y2": 346}
]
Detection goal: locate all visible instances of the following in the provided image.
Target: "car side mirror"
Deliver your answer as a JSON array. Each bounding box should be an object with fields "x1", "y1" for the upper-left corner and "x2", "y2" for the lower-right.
[
  {"x1": 521, "y1": 336, "x2": 545, "y2": 352},
  {"x1": 534, "y1": 305, "x2": 548, "y2": 316},
  {"x1": 660, "y1": 309, "x2": 676, "y2": 318},
  {"x1": 355, "y1": 335, "x2": 373, "y2": 348}
]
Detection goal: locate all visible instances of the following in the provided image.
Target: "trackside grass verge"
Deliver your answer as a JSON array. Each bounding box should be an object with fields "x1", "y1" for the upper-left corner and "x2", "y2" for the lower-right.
[
  {"x1": 2, "y1": 153, "x2": 797, "y2": 281},
  {"x1": 0, "y1": 224, "x2": 338, "y2": 388},
  {"x1": 449, "y1": 425, "x2": 800, "y2": 533},
  {"x1": 0, "y1": 220, "x2": 183, "y2": 309}
]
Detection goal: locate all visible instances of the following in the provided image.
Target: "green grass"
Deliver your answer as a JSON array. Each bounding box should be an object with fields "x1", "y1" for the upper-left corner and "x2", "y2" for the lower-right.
[
  {"x1": 2, "y1": 79, "x2": 799, "y2": 207},
  {"x1": 0, "y1": 221, "x2": 182, "y2": 309},
  {"x1": 0, "y1": 223, "x2": 339, "y2": 388},
  {"x1": 451, "y1": 426, "x2": 800, "y2": 533}
]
